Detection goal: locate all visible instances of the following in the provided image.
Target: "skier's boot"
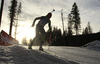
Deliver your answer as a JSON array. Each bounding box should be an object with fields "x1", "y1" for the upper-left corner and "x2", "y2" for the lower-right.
[
  {"x1": 39, "y1": 41, "x2": 44, "y2": 51},
  {"x1": 28, "y1": 44, "x2": 32, "y2": 49},
  {"x1": 28, "y1": 46, "x2": 32, "y2": 49},
  {"x1": 39, "y1": 47, "x2": 44, "y2": 51}
]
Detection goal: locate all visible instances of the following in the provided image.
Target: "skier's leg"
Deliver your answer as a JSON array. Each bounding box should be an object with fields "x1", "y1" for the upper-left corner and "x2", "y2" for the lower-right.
[
  {"x1": 28, "y1": 26, "x2": 39, "y2": 49},
  {"x1": 28, "y1": 37, "x2": 37, "y2": 49},
  {"x1": 28, "y1": 40, "x2": 33, "y2": 49},
  {"x1": 39, "y1": 40, "x2": 44, "y2": 51},
  {"x1": 39, "y1": 28, "x2": 46, "y2": 51}
]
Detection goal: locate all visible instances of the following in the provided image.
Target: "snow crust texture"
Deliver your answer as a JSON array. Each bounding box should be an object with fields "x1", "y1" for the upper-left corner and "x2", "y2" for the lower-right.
[{"x1": 0, "y1": 45, "x2": 78, "y2": 64}]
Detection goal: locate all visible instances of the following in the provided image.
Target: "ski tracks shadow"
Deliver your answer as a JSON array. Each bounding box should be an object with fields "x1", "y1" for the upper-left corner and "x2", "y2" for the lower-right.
[{"x1": 10, "y1": 45, "x2": 79, "y2": 64}]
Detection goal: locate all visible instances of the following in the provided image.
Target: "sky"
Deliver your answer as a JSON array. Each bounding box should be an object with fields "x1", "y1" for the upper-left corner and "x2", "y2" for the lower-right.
[{"x1": 0, "y1": 0, "x2": 100, "y2": 42}]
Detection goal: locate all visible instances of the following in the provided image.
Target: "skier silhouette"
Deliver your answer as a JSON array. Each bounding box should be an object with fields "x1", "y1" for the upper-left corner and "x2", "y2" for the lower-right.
[{"x1": 28, "y1": 13, "x2": 52, "y2": 51}]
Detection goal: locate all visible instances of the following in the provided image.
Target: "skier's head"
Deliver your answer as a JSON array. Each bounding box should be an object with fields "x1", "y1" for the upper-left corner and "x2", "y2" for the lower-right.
[{"x1": 46, "y1": 13, "x2": 52, "y2": 19}]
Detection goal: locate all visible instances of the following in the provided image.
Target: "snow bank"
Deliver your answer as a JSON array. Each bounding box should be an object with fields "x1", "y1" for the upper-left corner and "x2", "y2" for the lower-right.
[
  {"x1": 0, "y1": 30, "x2": 18, "y2": 46},
  {"x1": 84, "y1": 40, "x2": 100, "y2": 51}
]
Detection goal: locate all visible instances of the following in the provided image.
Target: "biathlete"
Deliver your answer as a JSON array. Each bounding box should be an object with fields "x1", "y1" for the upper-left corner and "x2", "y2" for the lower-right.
[{"x1": 28, "y1": 13, "x2": 52, "y2": 51}]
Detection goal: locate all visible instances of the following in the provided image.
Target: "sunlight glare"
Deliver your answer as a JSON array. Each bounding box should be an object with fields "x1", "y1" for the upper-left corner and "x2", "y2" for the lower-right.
[{"x1": 17, "y1": 27, "x2": 35, "y2": 44}]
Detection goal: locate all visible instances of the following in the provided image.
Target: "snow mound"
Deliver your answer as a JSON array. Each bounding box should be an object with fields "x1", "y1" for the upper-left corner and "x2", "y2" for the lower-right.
[{"x1": 84, "y1": 40, "x2": 100, "y2": 51}]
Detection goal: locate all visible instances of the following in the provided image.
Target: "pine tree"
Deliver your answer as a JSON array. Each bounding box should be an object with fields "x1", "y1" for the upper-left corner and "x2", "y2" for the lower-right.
[
  {"x1": 14, "y1": 2, "x2": 22, "y2": 39},
  {"x1": 67, "y1": 14, "x2": 73, "y2": 36},
  {"x1": 83, "y1": 22, "x2": 93, "y2": 34},
  {"x1": 70, "y1": 2, "x2": 81, "y2": 35},
  {"x1": 87, "y1": 22, "x2": 92, "y2": 34},
  {"x1": 9, "y1": 0, "x2": 17, "y2": 35},
  {"x1": 82, "y1": 28, "x2": 85, "y2": 35},
  {"x1": 84, "y1": 27, "x2": 88, "y2": 34},
  {"x1": 51, "y1": 27, "x2": 62, "y2": 45}
]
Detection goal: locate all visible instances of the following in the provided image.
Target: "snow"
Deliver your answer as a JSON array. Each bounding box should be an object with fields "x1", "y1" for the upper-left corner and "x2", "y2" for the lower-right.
[
  {"x1": 44, "y1": 46, "x2": 100, "y2": 64},
  {"x1": 0, "y1": 45, "x2": 77, "y2": 64},
  {"x1": 0, "y1": 40, "x2": 100, "y2": 64},
  {"x1": 83, "y1": 40, "x2": 100, "y2": 51}
]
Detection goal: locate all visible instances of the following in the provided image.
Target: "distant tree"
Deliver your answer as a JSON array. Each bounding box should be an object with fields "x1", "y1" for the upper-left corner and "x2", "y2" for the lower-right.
[
  {"x1": 29, "y1": 38, "x2": 33, "y2": 45},
  {"x1": 67, "y1": 14, "x2": 73, "y2": 36},
  {"x1": 14, "y1": 2, "x2": 22, "y2": 39},
  {"x1": 84, "y1": 27, "x2": 88, "y2": 34},
  {"x1": 64, "y1": 29, "x2": 67, "y2": 36},
  {"x1": 70, "y1": 2, "x2": 81, "y2": 35},
  {"x1": 87, "y1": 22, "x2": 92, "y2": 34},
  {"x1": 22, "y1": 36, "x2": 27, "y2": 45},
  {"x1": 84, "y1": 22, "x2": 93, "y2": 34},
  {"x1": 9, "y1": 0, "x2": 17, "y2": 35},
  {"x1": 82, "y1": 28, "x2": 85, "y2": 35},
  {"x1": 17, "y1": 2, "x2": 22, "y2": 15},
  {"x1": 61, "y1": 9, "x2": 64, "y2": 35},
  {"x1": 51, "y1": 27, "x2": 62, "y2": 46}
]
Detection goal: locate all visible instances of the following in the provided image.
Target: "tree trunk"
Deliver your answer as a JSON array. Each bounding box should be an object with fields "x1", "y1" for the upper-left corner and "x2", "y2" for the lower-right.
[{"x1": 0, "y1": 0, "x2": 4, "y2": 29}]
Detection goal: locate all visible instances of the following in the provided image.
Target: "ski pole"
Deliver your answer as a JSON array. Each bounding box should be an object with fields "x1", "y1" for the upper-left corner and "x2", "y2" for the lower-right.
[{"x1": 48, "y1": 34, "x2": 51, "y2": 50}]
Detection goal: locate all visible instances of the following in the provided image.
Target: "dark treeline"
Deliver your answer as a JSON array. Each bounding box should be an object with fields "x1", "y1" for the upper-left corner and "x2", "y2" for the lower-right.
[
  {"x1": 45, "y1": 26, "x2": 100, "y2": 46},
  {"x1": 44, "y1": 2, "x2": 100, "y2": 46},
  {"x1": 47, "y1": 29, "x2": 100, "y2": 46}
]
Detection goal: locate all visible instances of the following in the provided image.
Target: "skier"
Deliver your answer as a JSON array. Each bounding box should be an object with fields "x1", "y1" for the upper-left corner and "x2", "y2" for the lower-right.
[{"x1": 28, "y1": 13, "x2": 52, "y2": 51}]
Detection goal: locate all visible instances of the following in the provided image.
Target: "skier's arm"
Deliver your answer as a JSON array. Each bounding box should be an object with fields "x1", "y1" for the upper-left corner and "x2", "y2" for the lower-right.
[
  {"x1": 31, "y1": 17, "x2": 41, "y2": 27},
  {"x1": 48, "y1": 20, "x2": 52, "y2": 32}
]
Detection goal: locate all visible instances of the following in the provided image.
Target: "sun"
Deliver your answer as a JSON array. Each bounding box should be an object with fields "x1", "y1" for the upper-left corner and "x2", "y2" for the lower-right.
[{"x1": 16, "y1": 27, "x2": 35, "y2": 44}]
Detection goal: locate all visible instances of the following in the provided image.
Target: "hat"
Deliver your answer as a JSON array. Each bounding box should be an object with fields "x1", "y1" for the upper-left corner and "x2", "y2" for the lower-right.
[{"x1": 46, "y1": 13, "x2": 52, "y2": 18}]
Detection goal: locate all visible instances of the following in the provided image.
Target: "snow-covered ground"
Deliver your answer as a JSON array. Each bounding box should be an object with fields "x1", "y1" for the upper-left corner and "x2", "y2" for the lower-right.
[
  {"x1": 0, "y1": 45, "x2": 78, "y2": 64},
  {"x1": 0, "y1": 40, "x2": 100, "y2": 64},
  {"x1": 84, "y1": 40, "x2": 100, "y2": 51}
]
